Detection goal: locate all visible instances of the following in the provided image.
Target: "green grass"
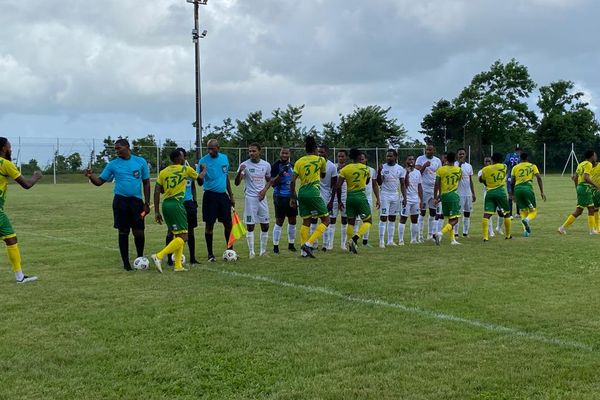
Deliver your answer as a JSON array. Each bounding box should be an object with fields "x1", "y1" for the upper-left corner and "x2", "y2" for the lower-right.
[{"x1": 2, "y1": 176, "x2": 600, "y2": 399}]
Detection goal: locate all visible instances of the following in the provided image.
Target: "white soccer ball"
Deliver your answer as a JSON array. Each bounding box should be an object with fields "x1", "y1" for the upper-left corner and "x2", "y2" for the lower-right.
[
  {"x1": 222, "y1": 249, "x2": 238, "y2": 262},
  {"x1": 133, "y1": 256, "x2": 150, "y2": 270}
]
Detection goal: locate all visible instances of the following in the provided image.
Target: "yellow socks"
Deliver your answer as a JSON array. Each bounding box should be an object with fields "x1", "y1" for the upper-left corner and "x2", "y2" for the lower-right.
[
  {"x1": 520, "y1": 210, "x2": 529, "y2": 220},
  {"x1": 356, "y1": 222, "x2": 372, "y2": 239},
  {"x1": 527, "y1": 209, "x2": 537, "y2": 222},
  {"x1": 346, "y1": 224, "x2": 355, "y2": 243},
  {"x1": 588, "y1": 215, "x2": 596, "y2": 232},
  {"x1": 562, "y1": 214, "x2": 576, "y2": 228},
  {"x1": 7, "y1": 244, "x2": 22, "y2": 273},
  {"x1": 482, "y1": 219, "x2": 489, "y2": 241},
  {"x1": 595, "y1": 212, "x2": 600, "y2": 231},
  {"x1": 307, "y1": 223, "x2": 327, "y2": 244},
  {"x1": 157, "y1": 237, "x2": 184, "y2": 260},
  {"x1": 503, "y1": 217, "x2": 512, "y2": 238},
  {"x1": 174, "y1": 243, "x2": 184, "y2": 269},
  {"x1": 441, "y1": 223, "x2": 453, "y2": 241},
  {"x1": 300, "y1": 225, "x2": 310, "y2": 245}
]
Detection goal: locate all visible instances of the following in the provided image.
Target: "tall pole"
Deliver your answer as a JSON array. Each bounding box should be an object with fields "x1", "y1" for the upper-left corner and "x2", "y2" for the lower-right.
[{"x1": 188, "y1": 0, "x2": 207, "y2": 162}]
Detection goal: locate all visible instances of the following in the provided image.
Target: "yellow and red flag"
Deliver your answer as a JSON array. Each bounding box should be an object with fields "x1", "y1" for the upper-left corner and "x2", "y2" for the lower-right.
[{"x1": 228, "y1": 209, "x2": 247, "y2": 248}]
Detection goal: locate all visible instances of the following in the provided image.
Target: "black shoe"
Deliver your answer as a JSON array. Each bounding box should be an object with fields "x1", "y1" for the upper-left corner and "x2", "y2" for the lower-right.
[
  {"x1": 301, "y1": 244, "x2": 315, "y2": 258},
  {"x1": 321, "y1": 247, "x2": 327, "y2": 252},
  {"x1": 505, "y1": 235, "x2": 513, "y2": 240},
  {"x1": 273, "y1": 245, "x2": 280, "y2": 254},
  {"x1": 208, "y1": 255, "x2": 216, "y2": 262},
  {"x1": 362, "y1": 239, "x2": 368, "y2": 245},
  {"x1": 288, "y1": 244, "x2": 297, "y2": 252},
  {"x1": 124, "y1": 264, "x2": 133, "y2": 271},
  {"x1": 463, "y1": 233, "x2": 468, "y2": 237},
  {"x1": 348, "y1": 240, "x2": 358, "y2": 254}
]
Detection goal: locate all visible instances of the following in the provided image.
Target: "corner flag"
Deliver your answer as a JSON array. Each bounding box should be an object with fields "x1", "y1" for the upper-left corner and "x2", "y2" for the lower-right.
[{"x1": 228, "y1": 209, "x2": 247, "y2": 248}]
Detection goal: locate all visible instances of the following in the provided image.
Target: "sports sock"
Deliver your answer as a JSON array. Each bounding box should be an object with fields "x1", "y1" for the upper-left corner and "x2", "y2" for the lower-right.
[
  {"x1": 453, "y1": 223, "x2": 459, "y2": 235},
  {"x1": 396, "y1": 222, "x2": 404, "y2": 243},
  {"x1": 488, "y1": 219, "x2": 494, "y2": 237},
  {"x1": 188, "y1": 233, "x2": 196, "y2": 261},
  {"x1": 428, "y1": 217, "x2": 435, "y2": 236},
  {"x1": 157, "y1": 237, "x2": 184, "y2": 260},
  {"x1": 562, "y1": 214, "x2": 576, "y2": 228},
  {"x1": 309, "y1": 223, "x2": 317, "y2": 235},
  {"x1": 594, "y1": 212, "x2": 599, "y2": 230},
  {"x1": 387, "y1": 221, "x2": 396, "y2": 243},
  {"x1": 482, "y1": 218, "x2": 489, "y2": 241},
  {"x1": 417, "y1": 215, "x2": 424, "y2": 238},
  {"x1": 7, "y1": 244, "x2": 22, "y2": 278},
  {"x1": 463, "y1": 217, "x2": 470, "y2": 235},
  {"x1": 174, "y1": 241, "x2": 184, "y2": 269},
  {"x1": 346, "y1": 224, "x2": 354, "y2": 243},
  {"x1": 504, "y1": 217, "x2": 512, "y2": 238},
  {"x1": 520, "y1": 210, "x2": 529, "y2": 220},
  {"x1": 588, "y1": 215, "x2": 596, "y2": 232},
  {"x1": 273, "y1": 224, "x2": 282, "y2": 245},
  {"x1": 527, "y1": 209, "x2": 536, "y2": 222},
  {"x1": 362, "y1": 226, "x2": 370, "y2": 240},
  {"x1": 300, "y1": 225, "x2": 310, "y2": 245},
  {"x1": 205, "y1": 233, "x2": 214, "y2": 256},
  {"x1": 410, "y1": 223, "x2": 418, "y2": 242},
  {"x1": 378, "y1": 221, "x2": 386, "y2": 243},
  {"x1": 357, "y1": 222, "x2": 372, "y2": 238},
  {"x1": 442, "y1": 223, "x2": 454, "y2": 241},
  {"x1": 133, "y1": 233, "x2": 144, "y2": 258},
  {"x1": 326, "y1": 224, "x2": 335, "y2": 248},
  {"x1": 353, "y1": 223, "x2": 359, "y2": 236},
  {"x1": 246, "y1": 231, "x2": 255, "y2": 254},
  {"x1": 307, "y1": 223, "x2": 327, "y2": 245},
  {"x1": 496, "y1": 216, "x2": 503, "y2": 231},
  {"x1": 118, "y1": 232, "x2": 130, "y2": 267},
  {"x1": 288, "y1": 224, "x2": 296, "y2": 243},
  {"x1": 341, "y1": 224, "x2": 347, "y2": 246},
  {"x1": 260, "y1": 231, "x2": 268, "y2": 254}
]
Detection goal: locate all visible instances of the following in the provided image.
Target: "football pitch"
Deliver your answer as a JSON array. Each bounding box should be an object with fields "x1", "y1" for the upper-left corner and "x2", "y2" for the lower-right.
[{"x1": 2, "y1": 175, "x2": 600, "y2": 399}]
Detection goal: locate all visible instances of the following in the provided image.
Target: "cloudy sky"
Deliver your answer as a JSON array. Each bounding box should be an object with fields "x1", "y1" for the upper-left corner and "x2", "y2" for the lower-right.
[{"x1": 1, "y1": 0, "x2": 599, "y2": 162}]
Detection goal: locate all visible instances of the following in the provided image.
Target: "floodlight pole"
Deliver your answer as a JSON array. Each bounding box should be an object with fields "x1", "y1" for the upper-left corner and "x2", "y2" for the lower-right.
[{"x1": 187, "y1": 0, "x2": 208, "y2": 161}]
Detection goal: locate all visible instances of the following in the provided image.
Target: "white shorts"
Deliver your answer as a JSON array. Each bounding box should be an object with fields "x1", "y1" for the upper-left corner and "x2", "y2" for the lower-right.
[
  {"x1": 330, "y1": 198, "x2": 347, "y2": 218},
  {"x1": 380, "y1": 193, "x2": 400, "y2": 217},
  {"x1": 423, "y1": 191, "x2": 436, "y2": 210},
  {"x1": 460, "y1": 195, "x2": 473, "y2": 213},
  {"x1": 244, "y1": 196, "x2": 270, "y2": 225},
  {"x1": 401, "y1": 201, "x2": 420, "y2": 217}
]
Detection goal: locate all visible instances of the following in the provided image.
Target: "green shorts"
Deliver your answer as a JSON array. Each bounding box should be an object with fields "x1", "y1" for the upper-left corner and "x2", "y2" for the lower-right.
[
  {"x1": 162, "y1": 198, "x2": 188, "y2": 234},
  {"x1": 484, "y1": 187, "x2": 509, "y2": 215},
  {"x1": 577, "y1": 184, "x2": 594, "y2": 208},
  {"x1": 441, "y1": 192, "x2": 461, "y2": 219},
  {"x1": 346, "y1": 190, "x2": 372, "y2": 219},
  {"x1": 0, "y1": 209, "x2": 16, "y2": 240},
  {"x1": 514, "y1": 183, "x2": 536, "y2": 210},
  {"x1": 594, "y1": 189, "x2": 600, "y2": 208},
  {"x1": 298, "y1": 195, "x2": 329, "y2": 219}
]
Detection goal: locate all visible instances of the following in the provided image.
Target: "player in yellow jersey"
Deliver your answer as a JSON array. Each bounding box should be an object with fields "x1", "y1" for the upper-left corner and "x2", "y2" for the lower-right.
[
  {"x1": 290, "y1": 136, "x2": 330, "y2": 258},
  {"x1": 558, "y1": 150, "x2": 600, "y2": 235},
  {"x1": 433, "y1": 152, "x2": 462, "y2": 245},
  {"x1": 0, "y1": 137, "x2": 43, "y2": 283},
  {"x1": 510, "y1": 152, "x2": 546, "y2": 237},
  {"x1": 591, "y1": 161, "x2": 600, "y2": 231},
  {"x1": 150, "y1": 149, "x2": 202, "y2": 272},
  {"x1": 479, "y1": 153, "x2": 512, "y2": 241},
  {"x1": 336, "y1": 148, "x2": 373, "y2": 254}
]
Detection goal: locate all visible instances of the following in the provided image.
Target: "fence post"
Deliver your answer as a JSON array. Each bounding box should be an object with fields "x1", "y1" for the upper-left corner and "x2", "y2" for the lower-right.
[
  {"x1": 490, "y1": 144, "x2": 493, "y2": 156},
  {"x1": 238, "y1": 148, "x2": 242, "y2": 168},
  {"x1": 375, "y1": 147, "x2": 379, "y2": 168},
  {"x1": 54, "y1": 137, "x2": 59, "y2": 185},
  {"x1": 17, "y1": 136, "x2": 21, "y2": 173},
  {"x1": 543, "y1": 143, "x2": 546, "y2": 176},
  {"x1": 571, "y1": 143, "x2": 575, "y2": 176},
  {"x1": 468, "y1": 145, "x2": 471, "y2": 164},
  {"x1": 156, "y1": 142, "x2": 160, "y2": 177}
]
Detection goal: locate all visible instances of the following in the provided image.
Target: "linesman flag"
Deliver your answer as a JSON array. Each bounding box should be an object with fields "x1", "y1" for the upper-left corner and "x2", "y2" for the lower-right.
[{"x1": 228, "y1": 208, "x2": 247, "y2": 248}]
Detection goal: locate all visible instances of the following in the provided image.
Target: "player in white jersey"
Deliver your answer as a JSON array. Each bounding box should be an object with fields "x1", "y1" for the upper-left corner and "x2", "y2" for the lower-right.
[
  {"x1": 317, "y1": 144, "x2": 339, "y2": 251},
  {"x1": 328, "y1": 149, "x2": 349, "y2": 250},
  {"x1": 415, "y1": 144, "x2": 442, "y2": 241},
  {"x1": 399, "y1": 155, "x2": 423, "y2": 244},
  {"x1": 356, "y1": 153, "x2": 380, "y2": 246},
  {"x1": 453, "y1": 148, "x2": 476, "y2": 237},
  {"x1": 376, "y1": 149, "x2": 406, "y2": 247},
  {"x1": 234, "y1": 143, "x2": 272, "y2": 258}
]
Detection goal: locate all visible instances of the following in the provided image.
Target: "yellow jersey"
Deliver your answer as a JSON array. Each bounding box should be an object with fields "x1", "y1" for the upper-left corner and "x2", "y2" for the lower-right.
[
  {"x1": 590, "y1": 163, "x2": 600, "y2": 186},
  {"x1": 435, "y1": 165, "x2": 462, "y2": 194},
  {"x1": 293, "y1": 155, "x2": 326, "y2": 196},
  {"x1": 0, "y1": 157, "x2": 21, "y2": 209},
  {"x1": 480, "y1": 163, "x2": 508, "y2": 190},
  {"x1": 157, "y1": 165, "x2": 198, "y2": 200},
  {"x1": 339, "y1": 163, "x2": 370, "y2": 193},
  {"x1": 576, "y1": 161, "x2": 594, "y2": 186},
  {"x1": 511, "y1": 162, "x2": 539, "y2": 186}
]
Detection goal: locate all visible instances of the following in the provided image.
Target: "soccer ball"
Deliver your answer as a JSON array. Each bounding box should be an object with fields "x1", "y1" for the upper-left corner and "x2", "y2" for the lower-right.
[
  {"x1": 133, "y1": 256, "x2": 150, "y2": 270},
  {"x1": 222, "y1": 249, "x2": 238, "y2": 262}
]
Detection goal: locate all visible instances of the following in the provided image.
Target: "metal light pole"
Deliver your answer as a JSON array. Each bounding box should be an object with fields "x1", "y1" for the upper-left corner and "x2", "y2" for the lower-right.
[{"x1": 187, "y1": 0, "x2": 208, "y2": 161}]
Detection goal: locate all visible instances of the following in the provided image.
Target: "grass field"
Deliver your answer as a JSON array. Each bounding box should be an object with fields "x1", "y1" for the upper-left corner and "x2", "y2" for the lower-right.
[{"x1": 2, "y1": 175, "x2": 600, "y2": 399}]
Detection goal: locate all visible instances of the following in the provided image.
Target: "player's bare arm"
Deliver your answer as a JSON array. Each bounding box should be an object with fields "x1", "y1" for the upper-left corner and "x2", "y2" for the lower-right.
[
  {"x1": 85, "y1": 169, "x2": 105, "y2": 186},
  {"x1": 226, "y1": 176, "x2": 235, "y2": 207},
  {"x1": 234, "y1": 164, "x2": 245, "y2": 186},
  {"x1": 142, "y1": 178, "x2": 151, "y2": 214},
  {"x1": 153, "y1": 183, "x2": 164, "y2": 224},
  {"x1": 15, "y1": 170, "x2": 42, "y2": 189},
  {"x1": 535, "y1": 173, "x2": 546, "y2": 201}
]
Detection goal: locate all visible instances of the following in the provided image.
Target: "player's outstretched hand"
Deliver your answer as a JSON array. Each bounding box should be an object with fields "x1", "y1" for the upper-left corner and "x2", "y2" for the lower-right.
[
  {"x1": 376, "y1": 199, "x2": 381, "y2": 209},
  {"x1": 229, "y1": 195, "x2": 235, "y2": 208},
  {"x1": 541, "y1": 192, "x2": 547, "y2": 201},
  {"x1": 155, "y1": 213, "x2": 163, "y2": 225},
  {"x1": 289, "y1": 198, "x2": 297, "y2": 209},
  {"x1": 472, "y1": 194, "x2": 476, "y2": 202},
  {"x1": 33, "y1": 170, "x2": 43, "y2": 181}
]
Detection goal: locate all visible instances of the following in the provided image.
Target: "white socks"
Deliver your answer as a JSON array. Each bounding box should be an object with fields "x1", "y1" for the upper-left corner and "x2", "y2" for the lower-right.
[
  {"x1": 410, "y1": 223, "x2": 418, "y2": 242},
  {"x1": 260, "y1": 231, "x2": 268, "y2": 255},
  {"x1": 428, "y1": 217, "x2": 435, "y2": 237},
  {"x1": 463, "y1": 217, "x2": 470, "y2": 235},
  {"x1": 273, "y1": 224, "x2": 282, "y2": 245},
  {"x1": 379, "y1": 221, "x2": 386, "y2": 243},
  {"x1": 246, "y1": 231, "x2": 255, "y2": 254},
  {"x1": 388, "y1": 221, "x2": 396, "y2": 243},
  {"x1": 397, "y1": 222, "x2": 405, "y2": 243},
  {"x1": 288, "y1": 224, "x2": 296, "y2": 243},
  {"x1": 341, "y1": 224, "x2": 347, "y2": 246}
]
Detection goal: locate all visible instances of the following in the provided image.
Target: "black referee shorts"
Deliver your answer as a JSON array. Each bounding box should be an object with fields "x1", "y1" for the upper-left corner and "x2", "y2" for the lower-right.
[
  {"x1": 202, "y1": 191, "x2": 232, "y2": 224},
  {"x1": 184, "y1": 200, "x2": 198, "y2": 229},
  {"x1": 273, "y1": 195, "x2": 297, "y2": 219},
  {"x1": 112, "y1": 195, "x2": 145, "y2": 231}
]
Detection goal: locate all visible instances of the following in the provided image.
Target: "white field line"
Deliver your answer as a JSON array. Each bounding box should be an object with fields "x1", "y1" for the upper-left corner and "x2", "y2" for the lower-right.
[
  {"x1": 201, "y1": 267, "x2": 595, "y2": 353},
  {"x1": 19, "y1": 229, "x2": 595, "y2": 352},
  {"x1": 21, "y1": 231, "x2": 119, "y2": 252}
]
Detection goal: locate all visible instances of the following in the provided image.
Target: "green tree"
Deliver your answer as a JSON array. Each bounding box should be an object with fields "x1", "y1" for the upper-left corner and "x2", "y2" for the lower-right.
[
  {"x1": 160, "y1": 138, "x2": 179, "y2": 169},
  {"x1": 338, "y1": 105, "x2": 407, "y2": 148},
  {"x1": 420, "y1": 99, "x2": 467, "y2": 150},
  {"x1": 132, "y1": 134, "x2": 158, "y2": 171},
  {"x1": 67, "y1": 152, "x2": 82, "y2": 172},
  {"x1": 20, "y1": 159, "x2": 40, "y2": 175}
]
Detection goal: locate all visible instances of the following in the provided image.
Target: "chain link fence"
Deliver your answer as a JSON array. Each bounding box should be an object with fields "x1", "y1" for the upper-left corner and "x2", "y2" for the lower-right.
[{"x1": 8, "y1": 136, "x2": 593, "y2": 183}]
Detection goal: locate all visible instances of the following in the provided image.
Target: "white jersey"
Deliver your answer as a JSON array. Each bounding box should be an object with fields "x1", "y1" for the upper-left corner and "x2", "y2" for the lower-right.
[
  {"x1": 238, "y1": 159, "x2": 271, "y2": 197},
  {"x1": 477, "y1": 169, "x2": 486, "y2": 194},
  {"x1": 320, "y1": 159, "x2": 338, "y2": 202},
  {"x1": 406, "y1": 169, "x2": 422, "y2": 203},
  {"x1": 455, "y1": 161, "x2": 474, "y2": 197},
  {"x1": 336, "y1": 163, "x2": 348, "y2": 201},
  {"x1": 364, "y1": 166, "x2": 376, "y2": 199},
  {"x1": 380, "y1": 163, "x2": 406, "y2": 196},
  {"x1": 415, "y1": 155, "x2": 441, "y2": 192}
]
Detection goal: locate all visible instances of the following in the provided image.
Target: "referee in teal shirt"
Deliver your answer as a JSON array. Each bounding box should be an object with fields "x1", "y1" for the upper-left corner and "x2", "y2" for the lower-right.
[{"x1": 85, "y1": 139, "x2": 151, "y2": 271}]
